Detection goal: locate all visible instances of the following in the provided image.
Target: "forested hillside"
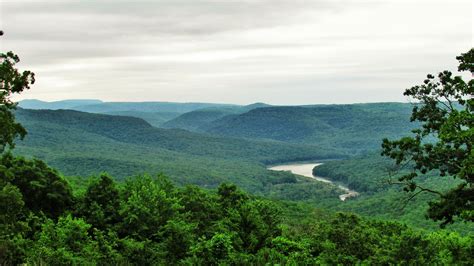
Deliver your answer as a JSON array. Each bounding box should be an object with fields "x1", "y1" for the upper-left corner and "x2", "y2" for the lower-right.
[
  {"x1": 13, "y1": 108, "x2": 344, "y2": 200},
  {"x1": 13, "y1": 105, "x2": 473, "y2": 232},
  {"x1": 3, "y1": 165, "x2": 472, "y2": 264},
  {"x1": 18, "y1": 100, "x2": 244, "y2": 127},
  {"x1": 162, "y1": 108, "x2": 242, "y2": 131},
  {"x1": 20, "y1": 100, "x2": 417, "y2": 156},
  {"x1": 162, "y1": 103, "x2": 416, "y2": 154},
  {"x1": 313, "y1": 154, "x2": 474, "y2": 233},
  {"x1": 161, "y1": 103, "x2": 269, "y2": 131},
  {"x1": 102, "y1": 111, "x2": 181, "y2": 127}
]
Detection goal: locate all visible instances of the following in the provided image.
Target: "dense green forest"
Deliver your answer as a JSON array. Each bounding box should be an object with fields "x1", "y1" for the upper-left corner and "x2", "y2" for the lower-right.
[
  {"x1": 8, "y1": 106, "x2": 473, "y2": 263},
  {"x1": 314, "y1": 154, "x2": 473, "y2": 233},
  {"x1": 161, "y1": 108, "x2": 242, "y2": 131},
  {"x1": 161, "y1": 103, "x2": 271, "y2": 131},
  {"x1": 103, "y1": 111, "x2": 182, "y2": 127},
  {"x1": 13, "y1": 100, "x2": 474, "y2": 233},
  {"x1": 14, "y1": 108, "x2": 345, "y2": 202},
  {"x1": 2, "y1": 161, "x2": 473, "y2": 264},
  {"x1": 164, "y1": 103, "x2": 418, "y2": 154},
  {"x1": 19, "y1": 99, "x2": 418, "y2": 155}
]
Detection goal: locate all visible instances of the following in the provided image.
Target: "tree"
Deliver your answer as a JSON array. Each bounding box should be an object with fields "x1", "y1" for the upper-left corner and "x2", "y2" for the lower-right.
[
  {"x1": 78, "y1": 174, "x2": 121, "y2": 231},
  {"x1": 382, "y1": 49, "x2": 473, "y2": 226},
  {"x1": 235, "y1": 200, "x2": 282, "y2": 253},
  {"x1": 0, "y1": 31, "x2": 35, "y2": 152},
  {"x1": 119, "y1": 175, "x2": 181, "y2": 241},
  {"x1": 189, "y1": 232, "x2": 235, "y2": 265},
  {"x1": 0, "y1": 184, "x2": 27, "y2": 265},
  {"x1": 178, "y1": 185, "x2": 222, "y2": 237},
  {"x1": 217, "y1": 183, "x2": 248, "y2": 209},
  {"x1": 26, "y1": 215, "x2": 101, "y2": 264},
  {"x1": 0, "y1": 154, "x2": 74, "y2": 218}
]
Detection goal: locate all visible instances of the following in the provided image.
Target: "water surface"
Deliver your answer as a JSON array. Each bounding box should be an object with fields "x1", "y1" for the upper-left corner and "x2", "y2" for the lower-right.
[{"x1": 268, "y1": 162, "x2": 359, "y2": 201}]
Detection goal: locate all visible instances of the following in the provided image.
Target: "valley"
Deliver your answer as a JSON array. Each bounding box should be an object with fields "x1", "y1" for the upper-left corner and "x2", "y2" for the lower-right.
[{"x1": 15, "y1": 100, "x2": 472, "y2": 233}]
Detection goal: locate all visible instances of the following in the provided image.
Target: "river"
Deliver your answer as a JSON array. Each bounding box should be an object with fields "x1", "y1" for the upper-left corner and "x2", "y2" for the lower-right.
[{"x1": 268, "y1": 163, "x2": 359, "y2": 201}]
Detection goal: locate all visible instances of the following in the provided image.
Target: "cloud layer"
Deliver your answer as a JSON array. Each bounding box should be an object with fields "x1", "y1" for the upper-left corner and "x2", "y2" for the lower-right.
[{"x1": 1, "y1": 0, "x2": 472, "y2": 104}]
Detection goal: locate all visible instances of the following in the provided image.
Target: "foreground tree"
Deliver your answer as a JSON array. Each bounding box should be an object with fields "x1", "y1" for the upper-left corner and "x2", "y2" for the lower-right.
[
  {"x1": 382, "y1": 49, "x2": 473, "y2": 226},
  {"x1": 0, "y1": 154, "x2": 73, "y2": 218},
  {"x1": 0, "y1": 32, "x2": 35, "y2": 152}
]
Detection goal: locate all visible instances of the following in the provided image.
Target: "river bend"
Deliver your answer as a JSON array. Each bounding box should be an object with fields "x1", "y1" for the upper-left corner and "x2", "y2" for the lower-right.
[{"x1": 268, "y1": 163, "x2": 359, "y2": 201}]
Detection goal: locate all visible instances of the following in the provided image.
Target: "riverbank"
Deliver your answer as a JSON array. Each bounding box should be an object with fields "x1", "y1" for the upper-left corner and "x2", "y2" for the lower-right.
[{"x1": 268, "y1": 162, "x2": 359, "y2": 201}]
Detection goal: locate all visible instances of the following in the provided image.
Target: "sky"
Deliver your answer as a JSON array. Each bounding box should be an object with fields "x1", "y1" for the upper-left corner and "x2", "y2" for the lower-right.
[{"x1": 0, "y1": 0, "x2": 472, "y2": 105}]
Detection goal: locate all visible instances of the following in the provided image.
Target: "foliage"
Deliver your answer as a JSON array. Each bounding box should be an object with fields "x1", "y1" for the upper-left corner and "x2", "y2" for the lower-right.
[
  {"x1": 179, "y1": 103, "x2": 417, "y2": 154},
  {"x1": 0, "y1": 153, "x2": 73, "y2": 218},
  {"x1": 0, "y1": 49, "x2": 35, "y2": 152},
  {"x1": 13, "y1": 107, "x2": 342, "y2": 199},
  {"x1": 162, "y1": 108, "x2": 238, "y2": 132},
  {"x1": 0, "y1": 154, "x2": 472, "y2": 264},
  {"x1": 77, "y1": 174, "x2": 121, "y2": 231},
  {"x1": 382, "y1": 49, "x2": 474, "y2": 226},
  {"x1": 313, "y1": 153, "x2": 473, "y2": 233},
  {"x1": 26, "y1": 215, "x2": 101, "y2": 265}
]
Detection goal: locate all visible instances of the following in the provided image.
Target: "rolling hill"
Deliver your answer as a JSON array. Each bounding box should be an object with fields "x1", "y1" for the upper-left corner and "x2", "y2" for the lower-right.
[
  {"x1": 162, "y1": 102, "x2": 417, "y2": 154},
  {"x1": 312, "y1": 153, "x2": 474, "y2": 233},
  {"x1": 18, "y1": 99, "x2": 103, "y2": 109},
  {"x1": 13, "y1": 108, "x2": 342, "y2": 196},
  {"x1": 161, "y1": 103, "x2": 271, "y2": 131},
  {"x1": 12, "y1": 104, "x2": 472, "y2": 233},
  {"x1": 161, "y1": 108, "x2": 237, "y2": 132},
  {"x1": 102, "y1": 111, "x2": 182, "y2": 127},
  {"x1": 18, "y1": 99, "x2": 252, "y2": 128},
  {"x1": 68, "y1": 101, "x2": 237, "y2": 114}
]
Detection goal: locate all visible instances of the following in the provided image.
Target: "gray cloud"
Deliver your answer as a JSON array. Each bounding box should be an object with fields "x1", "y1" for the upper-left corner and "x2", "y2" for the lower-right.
[{"x1": 0, "y1": 0, "x2": 471, "y2": 104}]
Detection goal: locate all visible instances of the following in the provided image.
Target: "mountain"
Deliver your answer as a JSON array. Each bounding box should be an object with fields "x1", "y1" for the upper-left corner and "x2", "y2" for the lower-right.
[
  {"x1": 161, "y1": 103, "x2": 272, "y2": 131},
  {"x1": 18, "y1": 99, "x2": 103, "y2": 109},
  {"x1": 14, "y1": 108, "x2": 341, "y2": 194},
  {"x1": 103, "y1": 111, "x2": 182, "y2": 127},
  {"x1": 70, "y1": 101, "x2": 239, "y2": 114},
  {"x1": 12, "y1": 104, "x2": 473, "y2": 234},
  {"x1": 243, "y1": 102, "x2": 272, "y2": 109},
  {"x1": 201, "y1": 103, "x2": 417, "y2": 154},
  {"x1": 161, "y1": 108, "x2": 237, "y2": 132},
  {"x1": 19, "y1": 99, "x2": 238, "y2": 114},
  {"x1": 19, "y1": 99, "x2": 247, "y2": 128}
]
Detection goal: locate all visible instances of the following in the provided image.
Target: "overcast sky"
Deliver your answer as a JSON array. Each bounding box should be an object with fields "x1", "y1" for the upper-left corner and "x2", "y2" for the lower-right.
[{"x1": 1, "y1": 0, "x2": 472, "y2": 105}]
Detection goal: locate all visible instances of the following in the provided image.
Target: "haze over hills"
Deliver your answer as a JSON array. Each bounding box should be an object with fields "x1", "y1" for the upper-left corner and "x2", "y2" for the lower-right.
[
  {"x1": 18, "y1": 99, "x2": 104, "y2": 110},
  {"x1": 102, "y1": 111, "x2": 182, "y2": 127},
  {"x1": 18, "y1": 99, "x2": 271, "y2": 127},
  {"x1": 19, "y1": 99, "x2": 239, "y2": 113}
]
